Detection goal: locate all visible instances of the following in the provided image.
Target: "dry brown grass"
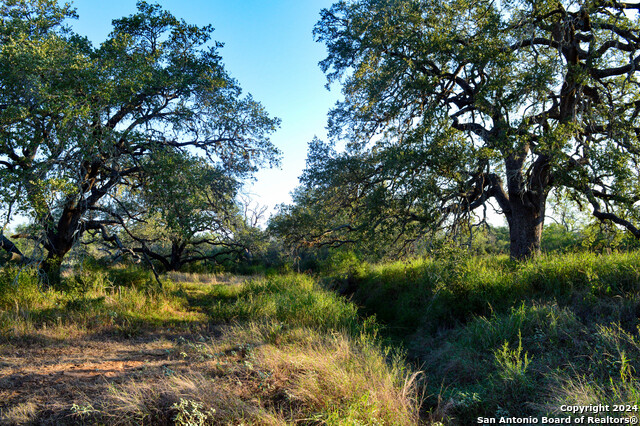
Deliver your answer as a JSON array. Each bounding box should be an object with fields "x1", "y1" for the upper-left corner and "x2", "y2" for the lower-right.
[
  {"x1": 1, "y1": 323, "x2": 421, "y2": 424},
  {"x1": 0, "y1": 272, "x2": 423, "y2": 425},
  {"x1": 259, "y1": 331, "x2": 422, "y2": 424},
  {"x1": 165, "y1": 271, "x2": 252, "y2": 286},
  {"x1": 1, "y1": 401, "x2": 39, "y2": 425},
  {"x1": 89, "y1": 323, "x2": 422, "y2": 425}
]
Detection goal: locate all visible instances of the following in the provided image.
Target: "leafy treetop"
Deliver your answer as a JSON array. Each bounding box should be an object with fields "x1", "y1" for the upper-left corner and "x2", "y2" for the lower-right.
[
  {"x1": 284, "y1": 0, "x2": 640, "y2": 259},
  {"x1": 0, "y1": 0, "x2": 280, "y2": 279}
]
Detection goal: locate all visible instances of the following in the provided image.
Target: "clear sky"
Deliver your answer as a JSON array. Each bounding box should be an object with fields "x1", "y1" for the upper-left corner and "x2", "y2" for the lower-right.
[{"x1": 70, "y1": 0, "x2": 340, "y2": 222}]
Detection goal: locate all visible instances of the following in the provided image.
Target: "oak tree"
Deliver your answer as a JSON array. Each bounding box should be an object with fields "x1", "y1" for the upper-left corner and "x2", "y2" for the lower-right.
[
  {"x1": 302, "y1": 0, "x2": 640, "y2": 259},
  {"x1": 0, "y1": 1, "x2": 280, "y2": 281},
  {"x1": 98, "y1": 150, "x2": 247, "y2": 272}
]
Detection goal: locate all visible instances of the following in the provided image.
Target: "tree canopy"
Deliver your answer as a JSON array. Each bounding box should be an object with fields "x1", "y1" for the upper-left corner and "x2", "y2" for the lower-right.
[
  {"x1": 0, "y1": 0, "x2": 280, "y2": 280},
  {"x1": 92, "y1": 150, "x2": 246, "y2": 272},
  {"x1": 275, "y1": 0, "x2": 640, "y2": 259}
]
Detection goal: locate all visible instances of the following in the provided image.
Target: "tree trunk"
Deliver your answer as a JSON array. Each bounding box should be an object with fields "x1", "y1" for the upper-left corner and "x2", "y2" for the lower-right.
[
  {"x1": 506, "y1": 197, "x2": 545, "y2": 260},
  {"x1": 41, "y1": 211, "x2": 80, "y2": 287},
  {"x1": 42, "y1": 253, "x2": 65, "y2": 288},
  {"x1": 168, "y1": 240, "x2": 186, "y2": 271},
  {"x1": 500, "y1": 147, "x2": 550, "y2": 260}
]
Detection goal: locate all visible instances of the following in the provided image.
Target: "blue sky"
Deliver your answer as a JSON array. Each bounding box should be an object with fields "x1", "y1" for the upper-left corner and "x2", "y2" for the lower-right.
[{"x1": 70, "y1": 0, "x2": 340, "y2": 221}]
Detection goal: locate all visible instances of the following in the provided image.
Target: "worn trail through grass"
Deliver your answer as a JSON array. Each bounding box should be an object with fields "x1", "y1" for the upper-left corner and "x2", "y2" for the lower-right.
[
  {"x1": 0, "y1": 277, "x2": 241, "y2": 424},
  {"x1": 0, "y1": 272, "x2": 420, "y2": 425}
]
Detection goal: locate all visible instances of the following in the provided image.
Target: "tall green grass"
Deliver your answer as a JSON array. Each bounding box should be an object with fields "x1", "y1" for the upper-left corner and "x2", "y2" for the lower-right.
[
  {"x1": 0, "y1": 265, "x2": 203, "y2": 339},
  {"x1": 184, "y1": 274, "x2": 362, "y2": 332},
  {"x1": 0, "y1": 266, "x2": 422, "y2": 424},
  {"x1": 345, "y1": 252, "x2": 640, "y2": 335},
  {"x1": 332, "y1": 251, "x2": 640, "y2": 423}
]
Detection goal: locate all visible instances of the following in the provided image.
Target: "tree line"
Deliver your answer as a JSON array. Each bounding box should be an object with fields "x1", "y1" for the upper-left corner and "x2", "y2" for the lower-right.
[
  {"x1": 0, "y1": 0, "x2": 279, "y2": 283},
  {"x1": 2, "y1": 0, "x2": 640, "y2": 283}
]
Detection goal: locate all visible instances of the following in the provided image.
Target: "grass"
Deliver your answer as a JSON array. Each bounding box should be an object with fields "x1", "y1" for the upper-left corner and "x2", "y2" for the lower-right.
[
  {"x1": 4, "y1": 250, "x2": 639, "y2": 424},
  {"x1": 184, "y1": 274, "x2": 363, "y2": 332},
  {"x1": 0, "y1": 265, "x2": 205, "y2": 339},
  {"x1": 333, "y1": 250, "x2": 640, "y2": 423},
  {"x1": 0, "y1": 265, "x2": 421, "y2": 425}
]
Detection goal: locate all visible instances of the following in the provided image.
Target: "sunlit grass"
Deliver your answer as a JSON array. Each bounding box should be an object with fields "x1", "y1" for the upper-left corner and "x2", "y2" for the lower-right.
[
  {"x1": 0, "y1": 265, "x2": 422, "y2": 424},
  {"x1": 0, "y1": 266, "x2": 206, "y2": 339},
  {"x1": 336, "y1": 250, "x2": 640, "y2": 422}
]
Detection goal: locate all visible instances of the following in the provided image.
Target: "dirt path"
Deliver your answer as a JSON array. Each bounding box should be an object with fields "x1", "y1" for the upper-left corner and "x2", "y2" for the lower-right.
[{"x1": 0, "y1": 327, "x2": 228, "y2": 424}]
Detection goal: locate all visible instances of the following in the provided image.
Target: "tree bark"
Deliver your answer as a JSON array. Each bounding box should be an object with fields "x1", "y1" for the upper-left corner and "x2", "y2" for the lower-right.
[
  {"x1": 168, "y1": 240, "x2": 186, "y2": 271},
  {"x1": 41, "y1": 207, "x2": 82, "y2": 287},
  {"x1": 502, "y1": 150, "x2": 550, "y2": 260},
  {"x1": 506, "y1": 198, "x2": 545, "y2": 259}
]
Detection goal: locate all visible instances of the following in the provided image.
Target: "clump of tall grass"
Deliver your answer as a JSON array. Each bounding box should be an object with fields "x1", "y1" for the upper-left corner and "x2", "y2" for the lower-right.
[
  {"x1": 190, "y1": 274, "x2": 362, "y2": 333},
  {"x1": 518, "y1": 251, "x2": 640, "y2": 297},
  {"x1": 258, "y1": 327, "x2": 421, "y2": 424},
  {"x1": 331, "y1": 251, "x2": 640, "y2": 422},
  {"x1": 84, "y1": 322, "x2": 421, "y2": 425},
  {"x1": 0, "y1": 264, "x2": 203, "y2": 339},
  {"x1": 546, "y1": 323, "x2": 640, "y2": 418}
]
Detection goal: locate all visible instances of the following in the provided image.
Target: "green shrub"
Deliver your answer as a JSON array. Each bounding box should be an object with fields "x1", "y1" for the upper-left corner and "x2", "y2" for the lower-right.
[
  {"x1": 61, "y1": 268, "x2": 111, "y2": 295},
  {"x1": 494, "y1": 331, "x2": 532, "y2": 386}
]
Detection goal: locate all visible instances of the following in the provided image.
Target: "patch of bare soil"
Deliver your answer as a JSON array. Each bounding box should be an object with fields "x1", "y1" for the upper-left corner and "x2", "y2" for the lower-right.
[{"x1": 0, "y1": 328, "x2": 231, "y2": 425}]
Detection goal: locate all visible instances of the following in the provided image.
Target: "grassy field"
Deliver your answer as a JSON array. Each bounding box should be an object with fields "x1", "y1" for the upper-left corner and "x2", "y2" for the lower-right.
[
  {"x1": 332, "y1": 251, "x2": 640, "y2": 423},
  {"x1": 0, "y1": 266, "x2": 420, "y2": 425},
  {"x1": 2, "y1": 251, "x2": 640, "y2": 424}
]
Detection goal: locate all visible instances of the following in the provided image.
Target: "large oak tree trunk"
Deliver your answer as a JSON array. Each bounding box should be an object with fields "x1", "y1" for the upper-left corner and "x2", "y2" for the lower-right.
[
  {"x1": 41, "y1": 207, "x2": 83, "y2": 287},
  {"x1": 42, "y1": 253, "x2": 65, "y2": 288},
  {"x1": 41, "y1": 237, "x2": 75, "y2": 288},
  {"x1": 501, "y1": 150, "x2": 550, "y2": 260},
  {"x1": 507, "y1": 200, "x2": 545, "y2": 260},
  {"x1": 168, "y1": 241, "x2": 186, "y2": 272}
]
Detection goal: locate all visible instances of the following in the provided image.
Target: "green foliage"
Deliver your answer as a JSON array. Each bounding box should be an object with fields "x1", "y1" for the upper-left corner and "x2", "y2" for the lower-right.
[
  {"x1": 195, "y1": 274, "x2": 362, "y2": 333},
  {"x1": 60, "y1": 268, "x2": 110, "y2": 295},
  {"x1": 277, "y1": 0, "x2": 640, "y2": 260},
  {"x1": 317, "y1": 249, "x2": 367, "y2": 277},
  {"x1": 341, "y1": 256, "x2": 518, "y2": 333},
  {"x1": 112, "y1": 150, "x2": 252, "y2": 272},
  {"x1": 494, "y1": 331, "x2": 532, "y2": 386},
  {"x1": 105, "y1": 264, "x2": 155, "y2": 290},
  {"x1": 0, "y1": 265, "x2": 202, "y2": 339},
  {"x1": 462, "y1": 303, "x2": 583, "y2": 352},
  {"x1": 342, "y1": 252, "x2": 640, "y2": 338},
  {"x1": 0, "y1": 266, "x2": 44, "y2": 310},
  {"x1": 172, "y1": 398, "x2": 216, "y2": 426},
  {"x1": 541, "y1": 223, "x2": 583, "y2": 253},
  {"x1": 328, "y1": 251, "x2": 640, "y2": 421},
  {"x1": 0, "y1": 0, "x2": 280, "y2": 276}
]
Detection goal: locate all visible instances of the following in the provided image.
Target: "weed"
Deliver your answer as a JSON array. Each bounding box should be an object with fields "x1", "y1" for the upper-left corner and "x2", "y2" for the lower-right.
[
  {"x1": 494, "y1": 331, "x2": 532, "y2": 385},
  {"x1": 172, "y1": 398, "x2": 216, "y2": 426},
  {"x1": 70, "y1": 402, "x2": 96, "y2": 417}
]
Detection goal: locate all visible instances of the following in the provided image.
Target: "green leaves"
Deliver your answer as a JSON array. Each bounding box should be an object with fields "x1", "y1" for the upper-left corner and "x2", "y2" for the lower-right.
[
  {"x1": 0, "y1": 1, "x2": 280, "y2": 270},
  {"x1": 299, "y1": 0, "x2": 640, "y2": 258}
]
